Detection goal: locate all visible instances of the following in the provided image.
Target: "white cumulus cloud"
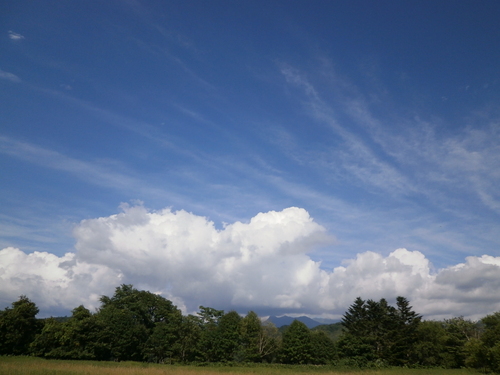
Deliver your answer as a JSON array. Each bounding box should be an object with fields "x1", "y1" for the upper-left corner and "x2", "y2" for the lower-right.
[
  {"x1": 1, "y1": 205, "x2": 500, "y2": 320},
  {"x1": 0, "y1": 247, "x2": 121, "y2": 315},
  {"x1": 72, "y1": 205, "x2": 330, "y2": 313}
]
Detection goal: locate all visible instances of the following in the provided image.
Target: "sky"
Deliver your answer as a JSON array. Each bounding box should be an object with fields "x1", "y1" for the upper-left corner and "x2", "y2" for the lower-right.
[{"x1": 1, "y1": 0, "x2": 500, "y2": 321}]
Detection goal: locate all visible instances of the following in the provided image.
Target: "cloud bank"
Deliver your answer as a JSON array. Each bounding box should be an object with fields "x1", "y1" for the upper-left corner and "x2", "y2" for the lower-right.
[{"x1": 1, "y1": 205, "x2": 499, "y2": 320}]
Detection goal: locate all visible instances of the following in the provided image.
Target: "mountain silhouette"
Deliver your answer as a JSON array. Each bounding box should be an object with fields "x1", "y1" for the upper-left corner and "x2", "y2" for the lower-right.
[{"x1": 265, "y1": 315, "x2": 322, "y2": 328}]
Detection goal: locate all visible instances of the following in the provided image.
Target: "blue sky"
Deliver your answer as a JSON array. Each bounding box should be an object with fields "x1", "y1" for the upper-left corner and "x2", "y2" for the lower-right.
[{"x1": 1, "y1": 1, "x2": 500, "y2": 319}]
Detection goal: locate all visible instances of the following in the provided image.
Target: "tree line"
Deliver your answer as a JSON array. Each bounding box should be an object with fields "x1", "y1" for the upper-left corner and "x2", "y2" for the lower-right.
[{"x1": 1, "y1": 284, "x2": 500, "y2": 371}]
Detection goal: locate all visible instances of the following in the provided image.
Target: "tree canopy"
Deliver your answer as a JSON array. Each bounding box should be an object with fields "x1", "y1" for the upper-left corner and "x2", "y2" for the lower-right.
[{"x1": 1, "y1": 287, "x2": 500, "y2": 371}]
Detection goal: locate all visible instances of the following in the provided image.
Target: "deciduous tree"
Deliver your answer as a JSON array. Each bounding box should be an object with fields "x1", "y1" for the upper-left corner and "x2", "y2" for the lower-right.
[
  {"x1": 0, "y1": 296, "x2": 41, "y2": 355},
  {"x1": 280, "y1": 320, "x2": 313, "y2": 364}
]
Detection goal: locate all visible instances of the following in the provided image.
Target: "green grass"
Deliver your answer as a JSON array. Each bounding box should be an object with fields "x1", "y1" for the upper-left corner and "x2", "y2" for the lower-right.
[{"x1": 0, "y1": 357, "x2": 483, "y2": 375}]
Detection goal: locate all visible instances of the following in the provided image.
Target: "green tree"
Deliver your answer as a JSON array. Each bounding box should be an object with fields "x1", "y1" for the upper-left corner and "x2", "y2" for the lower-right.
[
  {"x1": 30, "y1": 318, "x2": 64, "y2": 358},
  {"x1": 338, "y1": 297, "x2": 376, "y2": 363},
  {"x1": 412, "y1": 317, "x2": 480, "y2": 369},
  {"x1": 364, "y1": 298, "x2": 395, "y2": 360},
  {"x1": 143, "y1": 321, "x2": 178, "y2": 363},
  {"x1": 210, "y1": 310, "x2": 242, "y2": 362},
  {"x1": 197, "y1": 305, "x2": 224, "y2": 362},
  {"x1": 95, "y1": 304, "x2": 148, "y2": 361},
  {"x1": 464, "y1": 337, "x2": 488, "y2": 371},
  {"x1": 310, "y1": 330, "x2": 335, "y2": 364},
  {"x1": 240, "y1": 311, "x2": 263, "y2": 362},
  {"x1": 469, "y1": 312, "x2": 500, "y2": 372},
  {"x1": 58, "y1": 305, "x2": 106, "y2": 360},
  {"x1": 339, "y1": 296, "x2": 421, "y2": 366},
  {"x1": 340, "y1": 297, "x2": 394, "y2": 362},
  {"x1": 389, "y1": 296, "x2": 421, "y2": 365},
  {"x1": 280, "y1": 320, "x2": 313, "y2": 364},
  {"x1": 480, "y1": 312, "x2": 500, "y2": 348},
  {"x1": 177, "y1": 314, "x2": 202, "y2": 362},
  {"x1": 341, "y1": 297, "x2": 367, "y2": 336},
  {"x1": 197, "y1": 306, "x2": 224, "y2": 326},
  {"x1": 258, "y1": 321, "x2": 281, "y2": 363},
  {"x1": 96, "y1": 284, "x2": 182, "y2": 362},
  {"x1": 337, "y1": 332, "x2": 377, "y2": 365},
  {"x1": 0, "y1": 296, "x2": 41, "y2": 355},
  {"x1": 99, "y1": 285, "x2": 181, "y2": 330},
  {"x1": 412, "y1": 320, "x2": 447, "y2": 367},
  {"x1": 311, "y1": 322, "x2": 343, "y2": 342},
  {"x1": 440, "y1": 316, "x2": 479, "y2": 368}
]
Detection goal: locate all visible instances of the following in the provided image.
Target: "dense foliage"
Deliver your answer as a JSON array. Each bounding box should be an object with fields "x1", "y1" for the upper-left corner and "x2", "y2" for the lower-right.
[
  {"x1": 338, "y1": 296, "x2": 421, "y2": 366},
  {"x1": 1, "y1": 285, "x2": 499, "y2": 371}
]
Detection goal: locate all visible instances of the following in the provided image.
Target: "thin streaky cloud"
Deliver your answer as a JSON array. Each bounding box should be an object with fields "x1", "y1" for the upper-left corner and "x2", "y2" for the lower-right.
[
  {"x1": 280, "y1": 64, "x2": 416, "y2": 196},
  {"x1": 367, "y1": 112, "x2": 500, "y2": 214},
  {"x1": 33, "y1": 87, "x2": 204, "y2": 162},
  {"x1": 280, "y1": 63, "x2": 320, "y2": 100},
  {"x1": 0, "y1": 135, "x2": 226, "y2": 227},
  {"x1": 0, "y1": 69, "x2": 21, "y2": 82},
  {"x1": 272, "y1": 61, "x2": 500, "y2": 266},
  {"x1": 0, "y1": 135, "x2": 286, "y2": 227},
  {"x1": 153, "y1": 24, "x2": 198, "y2": 52},
  {"x1": 31, "y1": 87, "x2": 320, "y2": 206},
  {"x1": 280, "y1": 61, "x2": 500, "y2": 218},
  {"x1": 0, "y1": 136, "x2": 155, "y2": 196},
  {"x1": 8, "y1": 30, "x2": 24, "y2": 40}
]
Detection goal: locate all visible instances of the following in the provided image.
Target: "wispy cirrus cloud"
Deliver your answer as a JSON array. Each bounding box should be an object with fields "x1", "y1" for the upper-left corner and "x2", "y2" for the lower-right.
[
  {"x1": 0, "y1": 68, "x2": 21, "y2": 83},
  {"x1": 278, "y1": 61, "x2": 500, "y2": 217},
  {"x1": 271, "y1": 60, "x2": 500, "y2": 269},
  {"x1": 279, "y1": 63, "x2": 415, "y2": 196},
  {"x1": 8, "y1": 30, "x2": 24, "y2": 41},
  {"x1": 0, "y1": 136, "x2": 180, "y2": 205},
  {"x1": 357, "y1": 92, "x2": 500, "y2": 217}
]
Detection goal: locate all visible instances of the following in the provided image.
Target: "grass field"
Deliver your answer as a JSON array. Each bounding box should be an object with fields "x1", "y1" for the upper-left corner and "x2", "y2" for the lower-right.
[{"x1": 0, "y1": 357, "x2": 483, "y2": 375}]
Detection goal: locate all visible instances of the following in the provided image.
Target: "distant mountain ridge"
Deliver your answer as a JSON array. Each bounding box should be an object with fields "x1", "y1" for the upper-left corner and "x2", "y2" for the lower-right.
[{"x1": 265, "y1": 315, "x2": 324, "y2": 328}]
